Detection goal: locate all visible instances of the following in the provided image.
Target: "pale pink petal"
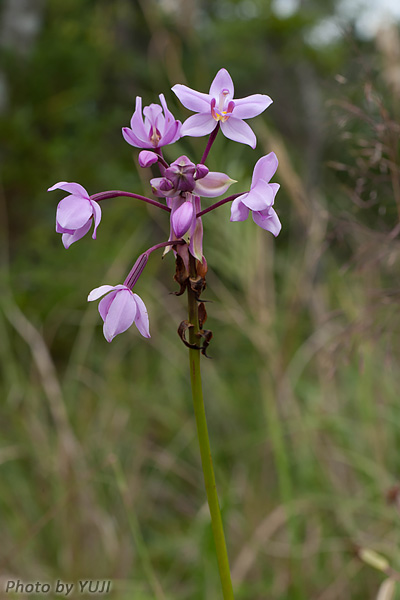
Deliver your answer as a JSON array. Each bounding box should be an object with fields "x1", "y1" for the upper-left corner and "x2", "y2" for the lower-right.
[
  {"x1": 122, "y1": 127, "x2": 150, "y2": 149},
  {"x1": 241, "y1": 181, "x2": 275, "y2": 211},
  {"x1": 143, "y1": 103, "x2": 163, "y2": 124},
  {"x1": 129, "y1": 97, "x2": 148, "y2": 139},
  {"x1": 62, "y1": 221, "x2": 92, "y2": 249},
  {"x1": 150, "y1": 177, "x2": 164, "y2": 189},
  {"x1": 48, "y1": 181, "x2": 68, "y2": 192},
  {"x1": 172, "y1": 200, "x2": 194, "y2": 237},
  {"x1": 176, "y1": 242, "x2": 190, "y2": 273},
  {"x1": 132, "y1": 293, "x2": 151, "y2": 338},
  {"x1": 172, "y1": 84, "x2": 211, "y2": 113},
  {"x1": 209, "y1": 68, "x2": 234, "y2": 98},
  {"x1": 181, "y1": 113, "x2": 215, "y2": 137},
  {"x1": 159, "y1": 94, "x2": 182, "y2": 143},
  {"x1": 48, "y1": 181, "x2": 89, "y2": 197},
  {"x1": 90, "y1": 200, "x2": 102, "y2": 239},
  {"x1": 56, "y1": 196, "x2": 92, "y2": 230},
  {"x1": 88, "y1": 285, "x2": 118, "y2": 302},
  {"x1": 98, "y1": 290, "x2": 118, "y2": 320},
  {"x1": 159, "y1": 93, "x2": 175, "y2": 126},
  {"x1": 56, "y1": 222, "x2": 74, "y2": 234},
  {"x1": 220, "y1": 117, "x2": 256, "y2": 148},
  {"x1": 230, "y1": 197, "x2": 249, "y2": 222},
  {"x1": 160, "y1": 119, "x2": 181, "y2": 146},
  {"x1": 189, "y1": 217, "x2": 203, "y2": 261},
  {"x1": 193, "y1": 171, "x2": 236, "y2": 198},
  {"x1": 103, "y1": 289, "x2": 137, "y2": 342},
  {"x1": 233, "y1": 94, "x2": 273, "y2": 119},
  {"x1": 252, "y1": 207, "x2": 282, "y2": 236},
  {"x1": 269, "y1": 183, "x2": 280, "y2": 203},
  {"x1": 192, "y1": 195, "x2": 201, "y2": 227},
  {"x1": 252, "y1": 152, "x2": 278, "y2": 186},
  {"x1": 98, "y1": 285, "x2": 129, "y2": 318}
]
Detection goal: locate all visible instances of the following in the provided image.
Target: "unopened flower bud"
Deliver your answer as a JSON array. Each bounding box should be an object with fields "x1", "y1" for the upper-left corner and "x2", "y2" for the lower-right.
[
  {"x1": 172, "y1": 200, "x2": 195, "y2": 238},
  {"x1": 165, "y1": 156, "x2": 197, "y2": 192},
  {"x1": 159, "y1": 178, "x2": 175, "y2": 192},
  {"x1": 138, "y1": 150, "x2": 159, "y2": 168},
  {"x1": 195, "y1": 164, "x2": 209, "y2": 180}
]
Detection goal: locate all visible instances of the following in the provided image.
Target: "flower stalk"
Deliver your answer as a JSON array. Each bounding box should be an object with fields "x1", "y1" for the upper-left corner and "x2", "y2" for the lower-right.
[
  {"x1": 91, "y1": 190, "x2": 171, "y2": 213},
  {"x1": 49, "y1": 68, "x2": 282, "y2": 595},
  {"x1": 196, "y1": 193, "x2": 242, "y2": 217},
  {"x1": 124, "y1": 240, "x2": 186, "y2": 289},
  {"x1": 200, "y1": 122, "x2": 220, "y2": 164},
  {"x1": 187, "y1": 253, "x2": 235, "y2": 600}
]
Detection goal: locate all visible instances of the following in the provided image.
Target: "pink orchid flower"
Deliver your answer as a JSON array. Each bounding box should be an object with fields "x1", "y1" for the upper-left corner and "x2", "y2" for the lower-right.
[
  {"x1": 172, "y1": 68, "x2": 272, "y2": 148},
  {"x1": 88, "y1": 284, "x2": 150, "y2": 342},
  {"x1": 230, "y1": 152, "x2": 281, "y2": 236},
  {"x1": 48, "y1": 181, "x2": 101, "y2": 249},
  {"x1": 122, "y1": 94, "x2": 181, "y2": 149}
]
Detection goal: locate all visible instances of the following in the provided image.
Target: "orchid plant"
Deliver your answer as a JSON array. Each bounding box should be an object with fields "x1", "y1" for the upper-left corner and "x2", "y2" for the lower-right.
[{"x1": 49, "y1": 68, "x2": 281, "y2": 599}]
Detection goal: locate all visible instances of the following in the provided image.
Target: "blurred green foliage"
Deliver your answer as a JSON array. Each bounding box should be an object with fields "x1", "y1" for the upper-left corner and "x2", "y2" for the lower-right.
[{"x1": 1, "y1": 1, "x2": 400, "y2": 599}]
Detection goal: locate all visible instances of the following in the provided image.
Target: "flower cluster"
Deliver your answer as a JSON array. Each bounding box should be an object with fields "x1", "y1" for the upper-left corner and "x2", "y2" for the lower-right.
[{"x1": 48, "y1": 68, "x2": 281, "y2": 342}]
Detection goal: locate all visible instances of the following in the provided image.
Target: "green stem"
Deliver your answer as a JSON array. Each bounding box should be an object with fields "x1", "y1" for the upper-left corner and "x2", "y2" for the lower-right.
[{"x1": 187, "y1": 254, "x2": 235, "y2": 600}]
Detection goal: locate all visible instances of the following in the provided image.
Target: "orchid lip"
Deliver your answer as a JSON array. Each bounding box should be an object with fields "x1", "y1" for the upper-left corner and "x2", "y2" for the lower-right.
[{"x1": 211, "y1": 96, "x2": 235, "y2": 122}]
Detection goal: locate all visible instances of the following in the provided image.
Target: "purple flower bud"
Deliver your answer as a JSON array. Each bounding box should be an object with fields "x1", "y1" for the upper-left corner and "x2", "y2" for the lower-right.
[
  {"x1": 151, "y1": 156, "x2": 234, "y2": 201},
  {"x1": 138, "y1": 150, "x2": 159, "y2": 168},
  {"x1": 171, "y1": 200, "x2": 195, "y2": 238},
  {"x1": 48, "y1": 181, "x2": 101, "y2": 249},
  {"x1": 195, "y1": 164, "x2": 209, "y2": 180},
  {"x1": 150, "y1": 177, "x2": 175, "y2": 197},
  {"x1": 159, "y1": 178, "x2": 175, "y2": 192},
  {"x1": 164, "y1": 156, "x2": 197, "y2": 192},
  {"x1": 87, "y1": 284, "x2": 150, "y2": 341}
]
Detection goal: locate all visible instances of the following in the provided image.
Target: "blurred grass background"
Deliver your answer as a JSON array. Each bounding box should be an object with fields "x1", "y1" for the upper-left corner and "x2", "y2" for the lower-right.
[{"x1": 1, "y1": 0, "x2": 400, "y2": 598}]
